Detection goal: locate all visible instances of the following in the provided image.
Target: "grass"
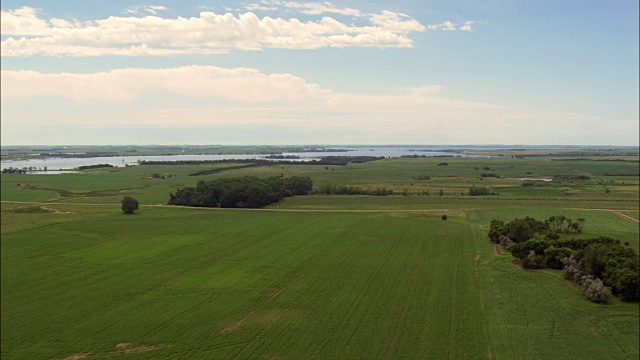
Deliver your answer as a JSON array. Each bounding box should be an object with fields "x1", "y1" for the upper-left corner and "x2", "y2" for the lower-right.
[
  {"x1": 2, "y1": 207, "x2": 488, "y2": 359},
  {"x1": 2, "y1": 205, "x2": 637, "y2": 359},
  {"x1": 1, "y1": 157, "x2": 638, "y2": 205},
  {"x1": 477, "y1": 256, "x2": 639, "y2": 359},
  {"x1": 1, "y1": 155, "x2": 638, "y2": 359}
]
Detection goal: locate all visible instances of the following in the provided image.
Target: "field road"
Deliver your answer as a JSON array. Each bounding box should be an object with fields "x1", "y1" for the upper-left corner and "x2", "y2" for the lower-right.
[
  {"x1": 3, "y1": 201, "x2": 640, "y2": 218},
  {"x1": 1, "y1": 200, "x2": 452, "y2": 213},
  {"x1": 564, "y1": 207, "x2": 640, "y2": 224}
]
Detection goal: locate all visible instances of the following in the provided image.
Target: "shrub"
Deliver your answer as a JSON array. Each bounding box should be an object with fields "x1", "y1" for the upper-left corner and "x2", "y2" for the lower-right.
[
  {"x1": 468, "y1": 186, "x2": 491, "y2": 196},
  {"x1": 441, "y1": 215, "x2": 448, "y2": 220},
  {"x1": 581, "y1": 276, "x2": 612, "y2": 303},
  {"x1": 121, "y1": 196, "x2": 139, "y2": 214}
]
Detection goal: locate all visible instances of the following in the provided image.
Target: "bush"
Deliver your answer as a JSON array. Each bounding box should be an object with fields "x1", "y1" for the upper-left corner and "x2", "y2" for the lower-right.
[
  {"x1": 581, "y1": 276, "x2": 612, "y2": 303},
  {"x1": 121, "y1": 196, "x2": 139, "y2": 214},
  {"x1": 468, "y1": 186, "x2": 491, "y2": 196},
  {"x1": 441, "y1": 215, "x2": 448, "y2": 220}
]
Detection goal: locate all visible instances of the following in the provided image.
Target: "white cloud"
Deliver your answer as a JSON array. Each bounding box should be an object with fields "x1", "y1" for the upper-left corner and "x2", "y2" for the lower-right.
[
  {"x1": 0, "y1": 66, "x2": 330, "y2": 102},
  {"x1": 460, "y1": 21, "x2": 475, "y2": 31},
  {"x1": 0, "y1": 6, "x2": 427, "y2": 56},
  {"x1": 125, "y1": 5, "x2": 168, "y2": 15},
  {"x1": 279, "y1": 1, "x2": 364, "y2": 17},
  {"x1": 427, "y1": 21, "x2": 456, "y2": 31},
  {"x1": 370, "y1": 11, "x2": 425, "y2": 32},
  {"x1": 244, "y1": 4, "x2": 279, "y2": 12},
  {"x1": 427, "y1": 20, "x2": 476, "y2": 31},
  {"x1": 2, "y1": 66, "x2": 633, "y2": 145},
  {"x1": 1, "y1": 38, "x2": 229, "y2": 57},
  {"x1": 0, "y1": 66, "x2": 502, "y2": 129},
  {"x1": 0, "y1": 6, "x2": 50, "y2": 35}
]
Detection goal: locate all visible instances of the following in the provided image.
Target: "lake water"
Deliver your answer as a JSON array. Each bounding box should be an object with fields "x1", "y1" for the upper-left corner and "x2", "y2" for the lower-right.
[{"x1": 1, "y1": 146, "x2": 490, "y2": 173}]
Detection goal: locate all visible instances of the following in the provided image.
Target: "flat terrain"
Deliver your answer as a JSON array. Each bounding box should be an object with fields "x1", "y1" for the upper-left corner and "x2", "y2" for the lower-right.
[{"x1": 2, "y1": 153, "x2": 638, "y2": 359}]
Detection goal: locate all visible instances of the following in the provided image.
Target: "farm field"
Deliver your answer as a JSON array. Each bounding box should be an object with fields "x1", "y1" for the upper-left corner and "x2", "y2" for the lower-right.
[{"x1": 1, "y1": 154, "x2": 639, "y2": 359}]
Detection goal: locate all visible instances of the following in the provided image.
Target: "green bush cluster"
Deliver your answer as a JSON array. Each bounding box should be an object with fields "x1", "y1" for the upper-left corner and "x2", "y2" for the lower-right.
[
  {"x1": 169, "y1": 176, "x2": 312, "y2": 208},
  {"x1": 489, "y1": 217, "x2": 639, "y2": 302}
]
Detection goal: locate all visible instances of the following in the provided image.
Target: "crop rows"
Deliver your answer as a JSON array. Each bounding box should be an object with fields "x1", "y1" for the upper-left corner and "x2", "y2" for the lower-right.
[{"x1": 2, "y1": 204, "x2": 638, "y2": 359}]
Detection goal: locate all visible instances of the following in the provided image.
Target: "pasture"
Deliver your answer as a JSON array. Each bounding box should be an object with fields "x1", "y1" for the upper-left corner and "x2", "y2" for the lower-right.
[{"x1": 1, "y1": 154, "x2": 638, "y2": 359}]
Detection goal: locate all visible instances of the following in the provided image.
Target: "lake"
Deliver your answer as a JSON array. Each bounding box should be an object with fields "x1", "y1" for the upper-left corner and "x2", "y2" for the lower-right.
[{"x1": 1, "y1": 146, "x2": 490, "y2": 173}]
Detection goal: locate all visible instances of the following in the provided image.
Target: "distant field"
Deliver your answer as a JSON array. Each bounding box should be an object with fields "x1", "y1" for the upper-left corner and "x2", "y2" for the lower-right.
[
  {"x1": 1, "y1": 155, "x2": 638, "y2": 359},
  {"x1": 1, "y1": 157, "x2": 638, "y2": 206}
]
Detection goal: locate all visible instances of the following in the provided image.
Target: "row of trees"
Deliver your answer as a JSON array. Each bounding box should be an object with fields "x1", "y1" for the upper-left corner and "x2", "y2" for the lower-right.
[
  {"x1": 468, "y1": 186, "x2": 492, "y2": 196},
  {"x1": 140, "y1": 156, "x2": 384, "y2": 167},
  {"x1": 312, "y1": 184, "x2": 394, "y2": 196},
  {"x1": 547, "y1": 215, "x2": 585, "y2": 233},
  {"x1": 488, "y1": 214, "x2": 585, "y2": 245},
  {"x1": 2, "y1": 166, "x2": 47, "y2": 174},
  {"x1": 489, "y1": 217, "x2": 639, "y2": 302},
  {"x1": 77, "y1": 164, "x2": 114, "y2": 170},
  {"x1": 168, "y1": 176, "x2": 313, "y2": 208}
]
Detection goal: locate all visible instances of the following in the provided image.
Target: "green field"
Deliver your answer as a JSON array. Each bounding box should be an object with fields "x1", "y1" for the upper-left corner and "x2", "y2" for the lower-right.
[{"x1": 2, "y1": 154, "x2": 639, "y2": 359}]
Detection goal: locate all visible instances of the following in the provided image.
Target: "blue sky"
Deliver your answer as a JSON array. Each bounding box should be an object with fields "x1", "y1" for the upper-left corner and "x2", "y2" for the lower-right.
[{"x1": 1, "y1": 0, "x2": 638, "y2": 145}]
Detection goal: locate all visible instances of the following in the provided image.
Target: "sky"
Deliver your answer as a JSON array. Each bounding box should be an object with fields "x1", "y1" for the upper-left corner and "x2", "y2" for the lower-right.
[{"x1": 1, "y1": 0, "x2": 638, "y2": 146}]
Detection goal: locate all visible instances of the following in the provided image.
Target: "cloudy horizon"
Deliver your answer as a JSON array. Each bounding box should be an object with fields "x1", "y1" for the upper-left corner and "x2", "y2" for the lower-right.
[{"x1": 1, "y1": 1, "x2": 638, "y2": 146}]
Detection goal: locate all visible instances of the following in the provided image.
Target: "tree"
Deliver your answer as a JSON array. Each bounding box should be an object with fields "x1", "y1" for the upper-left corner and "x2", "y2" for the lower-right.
[
  {"x1": 581, "y1": 276, "x2": 612, "y2": 303},
  {"x1": 121, "y1": 196, "x2": 139, "y2": 214}
]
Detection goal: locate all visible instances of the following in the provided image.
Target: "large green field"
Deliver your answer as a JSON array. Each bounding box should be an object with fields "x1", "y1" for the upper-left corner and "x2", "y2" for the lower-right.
[{"x1": 2, "y1": 154, "x2": 638, "y2": 359}]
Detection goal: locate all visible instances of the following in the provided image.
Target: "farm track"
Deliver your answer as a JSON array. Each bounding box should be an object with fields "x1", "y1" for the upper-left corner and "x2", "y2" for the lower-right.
[
  {"x1": 1, "y1": 200, "x2": 452, "y2": 213},
  {"x1": 608, "y1": 211, "x2": 639, "y2": 224},
  {"x1": 564, "y1": 207, "x2": 640, "y2": 223},
  {"x1": 4, "y1": 200, "x2": 639, "y2": 216}
]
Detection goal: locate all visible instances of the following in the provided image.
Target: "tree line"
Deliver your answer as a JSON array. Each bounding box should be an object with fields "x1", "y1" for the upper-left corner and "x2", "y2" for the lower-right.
[
  {"x1": 313, "y1": 184, "x2": 394, "y2": 196},
  {"x1": 168, "y1": 176, "x2": 313, "y2": 208},
  {"x1": 489, "y1": 216, "x2": 638, "y2": 302},
  {"x1": 140, "y1": 156, "x2": 384, "y2": 168},
  {"x1": 78, "y1": 164, "x2": 114, "y2": 170}
]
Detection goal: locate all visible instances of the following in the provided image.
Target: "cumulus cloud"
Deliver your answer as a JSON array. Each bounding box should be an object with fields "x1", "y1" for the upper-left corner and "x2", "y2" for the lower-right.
[
  {"x1": 0, "y1": 6, "x2": 427, "y2": 57},
  {"x1": 0, "y1": 6, "x2": 50, "y2": 35}
]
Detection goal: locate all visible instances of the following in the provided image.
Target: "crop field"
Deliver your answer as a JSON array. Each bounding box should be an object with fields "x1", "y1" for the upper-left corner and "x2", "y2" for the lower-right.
[
  {"x1": 3, "y1": 207, "x2": 487, "y2": 359},
  {"x1": 2, "y1": 154, "x2": 639, "y2": 359},
  {"x1": 3, "y1": 205, "x2": 638, "y2": 360}
]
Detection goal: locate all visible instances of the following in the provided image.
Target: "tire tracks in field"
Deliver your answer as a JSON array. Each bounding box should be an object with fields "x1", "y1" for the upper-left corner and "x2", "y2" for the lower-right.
[
  {"x1": 563, "y1": 207, "x2": 640, "y2": 223},
  {"x1": 608, "y1": 211, "x2": 639, "y2": 223}
]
